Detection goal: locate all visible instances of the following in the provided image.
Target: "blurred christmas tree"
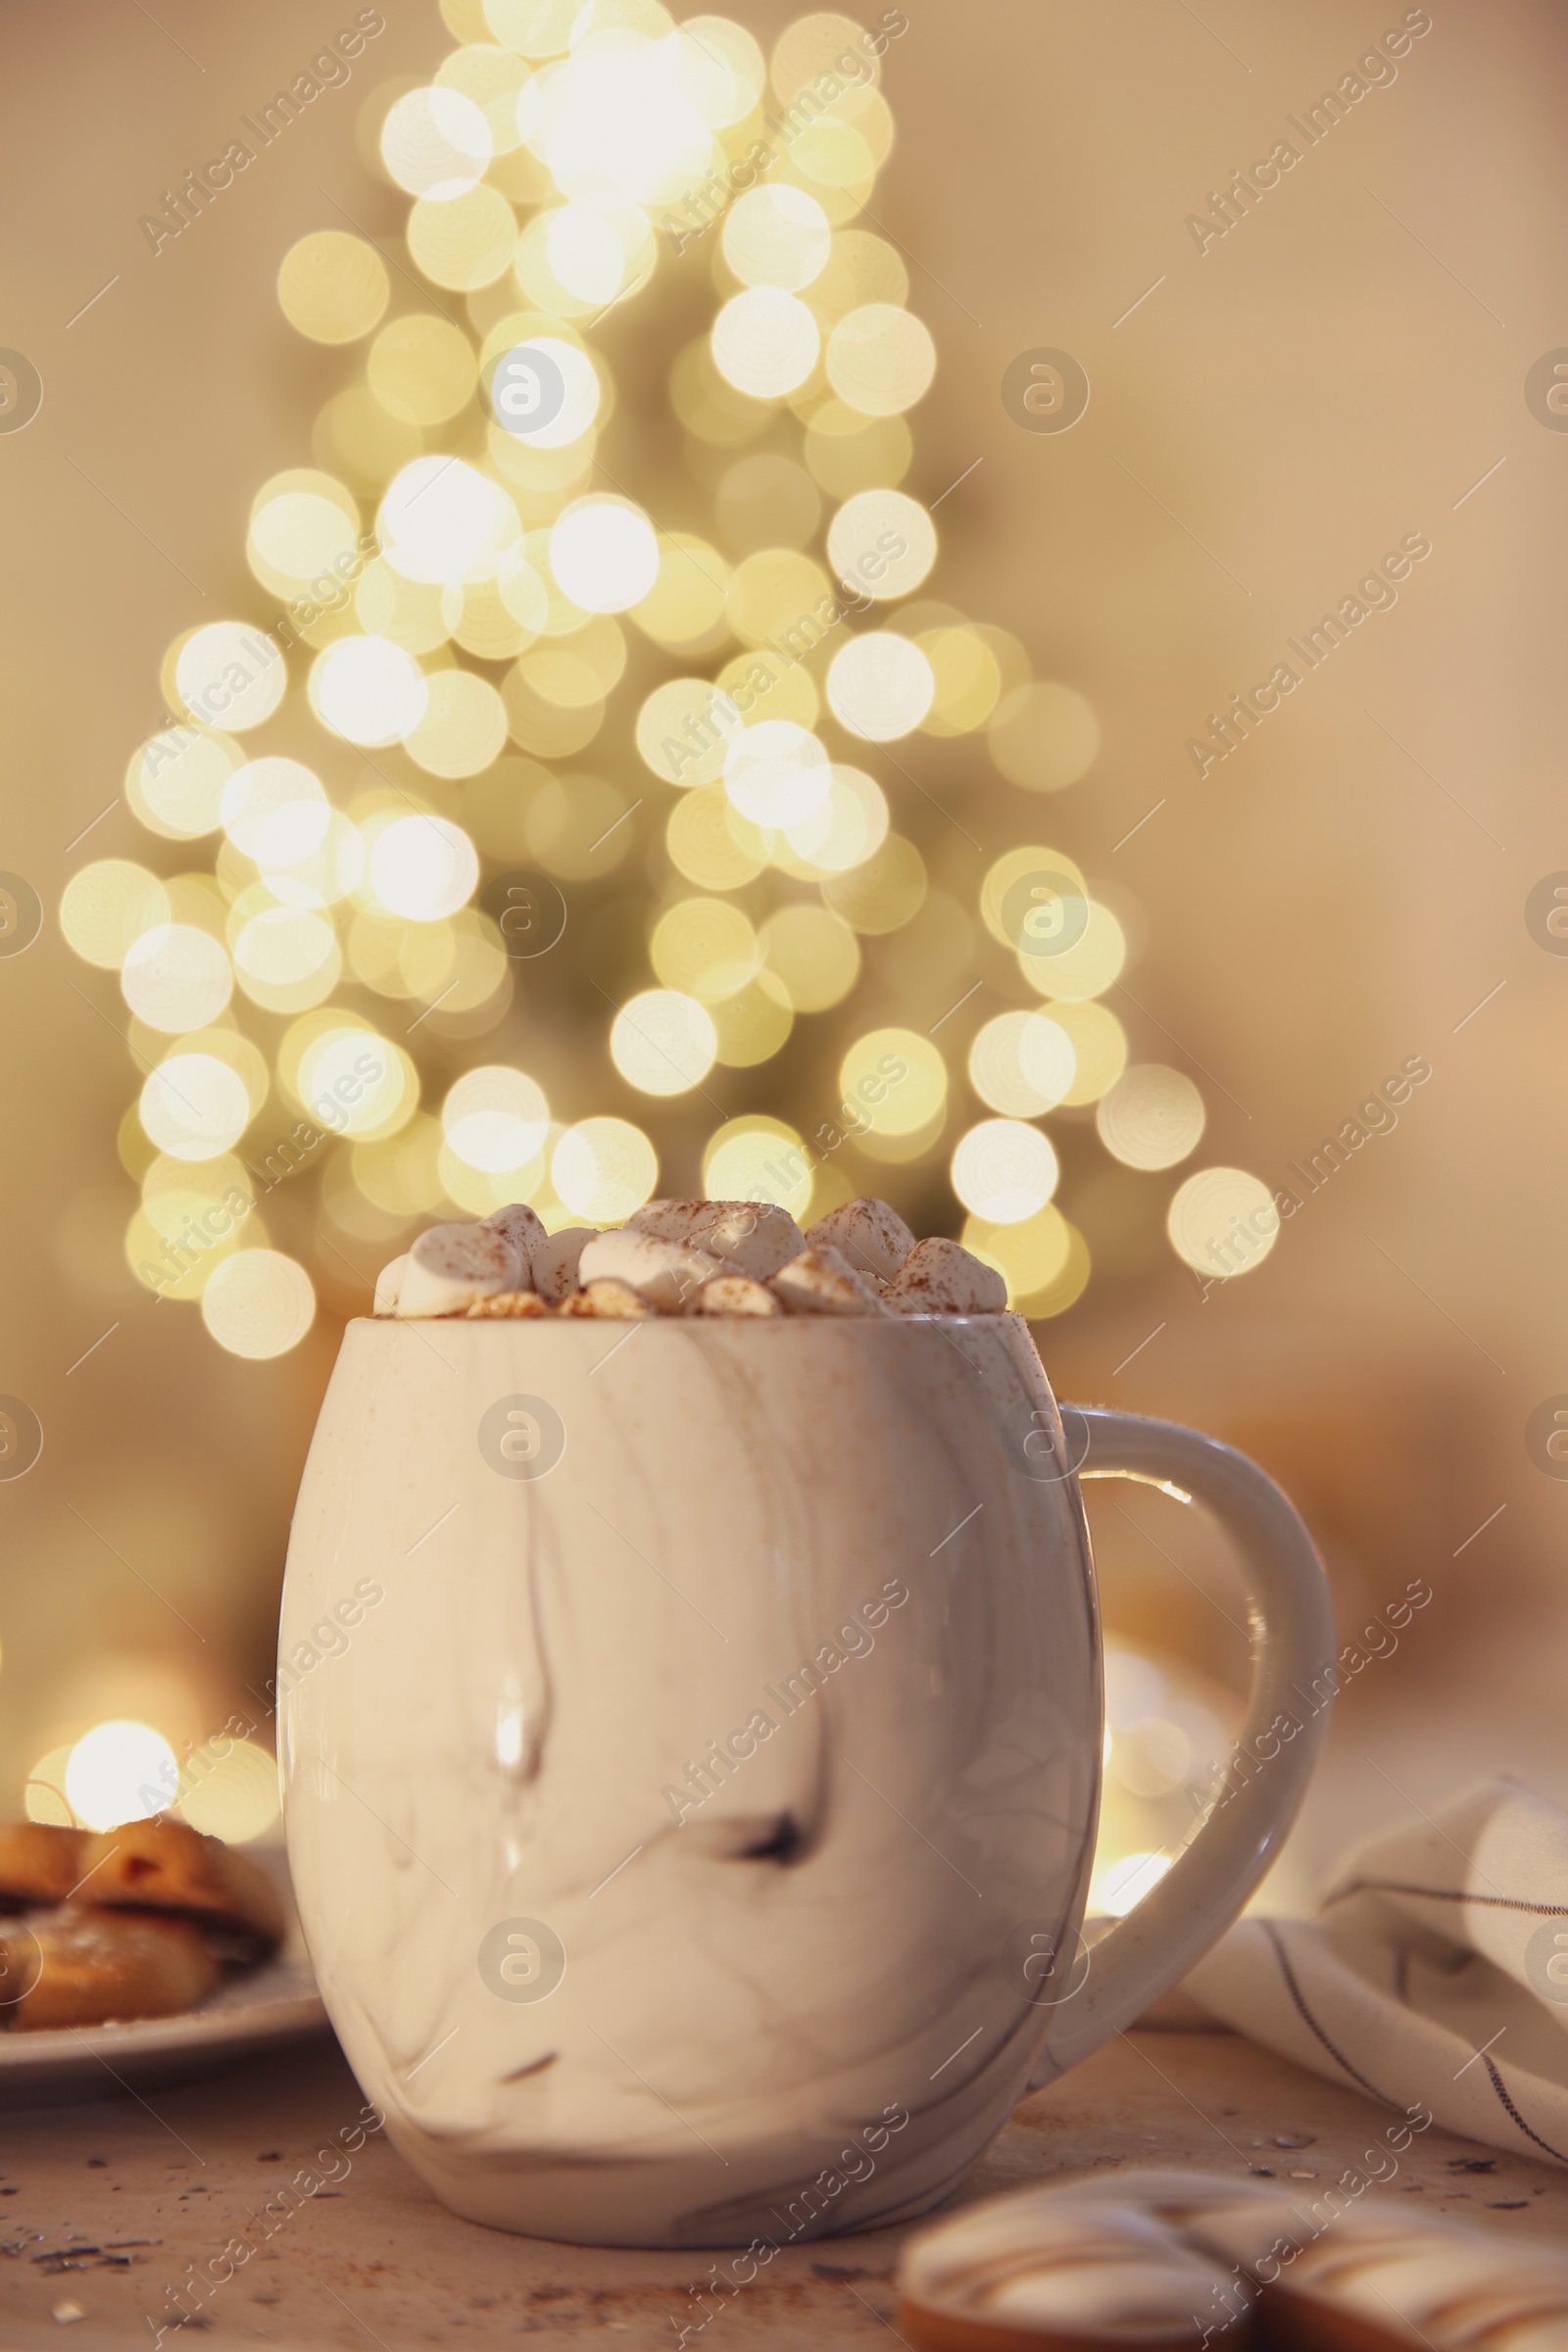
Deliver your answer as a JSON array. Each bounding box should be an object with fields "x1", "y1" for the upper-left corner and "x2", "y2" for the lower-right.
[{"x1": 61, "y1": 0, "x2": 1249, "y2": 1363}]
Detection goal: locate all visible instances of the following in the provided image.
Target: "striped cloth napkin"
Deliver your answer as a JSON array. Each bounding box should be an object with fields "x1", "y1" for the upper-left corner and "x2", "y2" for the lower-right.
[{"x1": 1182, "y1": 1779, "x2": 1568, "y2": 2165}]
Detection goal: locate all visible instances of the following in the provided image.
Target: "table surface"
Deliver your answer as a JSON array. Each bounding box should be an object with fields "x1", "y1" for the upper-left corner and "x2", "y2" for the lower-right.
[{"x1": 3, "y1": 2026, "x2": 1566, "y2": 2350}]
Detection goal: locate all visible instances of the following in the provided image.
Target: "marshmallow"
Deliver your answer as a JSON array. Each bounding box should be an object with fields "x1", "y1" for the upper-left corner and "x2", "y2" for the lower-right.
[
  {"x1": 884, "y1": 1237, "x2": 1006, "y2": 1316},
  {"x1": 692, "y1": 1275, "x2": 782, "y2": 1317},
  {"x1": 372, "y1": 1254, "x2": 408, "y2": 1317},
  {"x1": 769, "y1": 1243, "x2": 890, "y2": 1317},
  {"x1": 398, "y1": 1223, "x2": 522, "y2": 1317},
  {"x1": 808, "y1": 1196, "x2": 915, "y2": 1284},
  {"x1": 560, "y1": 1279, "x2": 654, "y2": 1319},
  {"x1": 697, "y1": 1201, "x2": 805, "y2": 1283},
  {"x1": 529, "y1": 1226, "x2": 595, "y2": 1306},
  {"x1": 466, "y1": 1291, "x2": 552, "y2": 1318},
  {"x1": 626, "y1": 1200, "x2": 716, "y2": 1246},
  {"x1": 578, "y1": 1229, "x2": 720, "y2": 1311},
  {"x1": 481, "y1": 1202, "x2": 546, "y2": 1287}
]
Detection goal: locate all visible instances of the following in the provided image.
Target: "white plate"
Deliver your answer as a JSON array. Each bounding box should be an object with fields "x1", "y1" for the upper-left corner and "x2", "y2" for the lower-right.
[{"x1": 0, "y1": 1843, "x2": 330, "y2": 2109}]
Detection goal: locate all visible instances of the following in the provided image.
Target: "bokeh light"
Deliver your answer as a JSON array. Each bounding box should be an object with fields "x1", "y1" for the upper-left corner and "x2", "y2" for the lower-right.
[
  {"x1": 989, "y1": 680, "x2": 1102, "y2": 792},
  {"x1": 826, "y1": 631, "x2": 934, "y2": 739},
  {"x1": 369, "y1": 815, "x2": 480, "y2": 920},
  {"x1": 381, "y1": 84, "x2": 492, "y2": 198},
  {"x1": 723, "y1": 719, "x2": 831, "y2": 828},
  {"x1": 66, "y1": 1721, "x2": 178, "y2": 1832},
  {"x1": 276, "y1": 230, "x2": 391, "y2": 343},
  {"x1": 309, "y1": 636, "x2": 429, "y2": 745},
  {"x1": 827, "y1": 488, "x2": 936, "y2": 602},
  {"x1": 549, "y1": 496, "x2": 661, "y2": 612},
  {"x1": 442, "y1": 1064, "x2": 550, "y2": 1170},
  {"x1": 951, "y1": 1119, "x2": 1059, "y2": 1223},
  {"x1": 1097, "y1": 1064, "x2": 1206, "y2": 1171},
  {"x1": 703, "y1": 1115, "x2": 811, "y2": 1218},
  {"x1": 723, "y1": 184, "x2": 832, "y2": 290},
  {"x1": 140, "y1": 1054, "x2": 251, "y2": 1160},
  {"x1": 120, "y1": 925, "x2": 233, "y2": 1033},
  {"x1": 825, "y1": 304, "x2": 936, "y2": 416},
  {"x1": 1167, "y1": 1166, "x2": 1280, "y2": 1278},
  {"x1": 552, "y1": 1116, "x2": 658, "y2": 1223},
  {"x1": 201, "y1": 1250, "x2": 318, "y2": 1357},
  {"x1": 712, "y1": 288, "x2": 821, "y2": 399},
  {"x1": 177, "y1": 1740, "x2": 280, "y2": 1842},
  {"x1": 610, "y1": 989, "x2": 718, "y2": 1097},
  {"x1": 174, "y1": 623, "x2": 286, "y2": 732},
  {"x1": 60, "y1": 861, "x2": 171, "y2": 969},
  {"x1": 968, "y1": 1009, "x2": 1077, "y2": 1118}
]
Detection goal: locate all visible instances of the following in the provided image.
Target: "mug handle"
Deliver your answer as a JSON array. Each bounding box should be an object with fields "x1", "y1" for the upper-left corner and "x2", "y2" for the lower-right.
[{"x1": 1029, "y1": 1406, "x2": 1337, "y2": 2088}]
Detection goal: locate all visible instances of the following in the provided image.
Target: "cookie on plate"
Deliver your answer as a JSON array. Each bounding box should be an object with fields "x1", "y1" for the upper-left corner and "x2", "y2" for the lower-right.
[
  {"x1": 0, "y1": 1821, "x2": 89, "y2": 1911},
  {"x1": 77, "y1": 1817, "x2": 284, "y2": 1952},
  {"x1": 0, "y1": 1907, "x2": 220, "y2": 2033}
]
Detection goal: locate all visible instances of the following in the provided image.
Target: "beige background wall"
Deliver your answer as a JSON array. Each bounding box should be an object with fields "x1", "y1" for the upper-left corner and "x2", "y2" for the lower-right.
[{"x1": 2, "y1": 0, "x2": 1564, "y2": 1888}]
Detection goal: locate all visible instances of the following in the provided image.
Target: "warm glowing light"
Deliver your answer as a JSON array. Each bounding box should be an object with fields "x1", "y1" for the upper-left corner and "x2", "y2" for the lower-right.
[
  {"x1": 369, "y1": 814, "x2": 479, "y2": 920},
  {"x1": 120, "y1": 925, "x2": 233, "y2": 1033},
  {"x1": 726, "y1": 548, "x2": 832, "y2": 647},
  {"x1": 979, "y1": 849, "x2": 1085, "y2": 961},
  {"x1": 381, "y1": 85, "x2": 492, "y2": 199},
  {"x1": 783, "y1": 762, "x2": 887, "y2": 872},
  {"x1": 821, "y1": 833, "x2": 926, "y2": 934},
  {"x1": 220, "y1": 758, "x2": 330, "y2": 864},
  {"x1": 66, "y1": 1721, "x2": 178, "y2": 1832},
  {"x1": 24, "y1": 1746, "x2": 74, "y2": 1826},
  {"x1": 403, "y1": 670, "x2": 509, "y2": 778},
  {"x1": 723, "y1": 719, "x2": 830, "y2": 827},
  {"x1": 60, "y1": 861, "x2": 171, "y2": 969},
  {"x1": 485, "y1": 334, "x2": 601, "y2": 444},
  {"x1": 826, "y1": 631, "x2": 934, "y2": 740},
  {"x1": 961, "y1": 1203, "x2": 1073, "y2": 1307},
  {"x1": 310, "y1": 636, "x2": 429, "y2": 746},
  {"x1": 633, "y1": 532, "x2": 731, "y2": 649},
  {"x1": 610, "y1": 989, "x2": 717, "y2": 1096},
  {"x1": 1167, "y1": 1166, "x2": 1280, "y2": 1279},
  {"x1": 552, "y1": 1116, "x2": 658, "y2": 1223},
  {"x1": 125, "y1": 725, "x2": 241, "y2": 841},
  {"x1": 1050, "y1": 1002, "x2": 1129, "y2": 1104},
  {"x1": 840, "y1": 1027, "x2": 945, "y2": 1138},
  {"x1": 409, "y1": 182, "x2": 518, "y2": 289},
  {"x1": 711, "y1": 289, "x2": 820, "y2": 399},
  {"x1": 920, "y1": 625, "x2": 1004, "y2": 735},
  {"x1": 442, "y1": 1065, "x2": 550, "y2": 1171},
  {"x1": 827, "y1": 488, "x2": 935, "y2": 602},
  {"x1": 826, "y1": 304, "x2": 936, "y2": 416},
  {"x1": 232, "y1": 906, "x2": 341, "y2": 1013},
  {"x1": 989, "y1": 681, "x2": 1102, "y2": 793},
  {"x1": 261, "y1": 811, "x2": 366, "y2": 909},
  {"x1": 760, "y1": 904, "x2": 860, "y2": 1012},
  {"x1": 276, "y1": 229, "x2": 391, "y2": 342},
  {"x1": 140, "y1": 1054, "x2": 251, "y2": 1159},
  {"x1": 368, "y1": 313, "x2": 478, "y2": 424},
  {"x1": 177, "y1": 1740, "x2": 280, "y2": 1842},
  {"x1": 673, "y1": 15, "x2": 766, "y2": 126},
  {"x1": 723, "y1": 184, "x2": 832, "y2": 291},
  {"x1": 175, "y1": 622, "x2": 286, "y2": 733},
  {"x1": 651, "y1": 899, "x2": 760, "y2": 1002},
  {"x1": 710, "y1": 978, "x2": 794, "y2": 1068},
  {"x1": 379, "y1": 456, "x2": 515, "y2": 583},
  {"x1": 951, "y1": 1119, "x2": 1059, "y2": 1223},
  {"x1": 1016, "y1": 900, "x2": 1126, "y2": 1004},
  {"x1": 201, "y1": 1250, "x2": 318, "y2": 1358},
  {"x1": 703, "y1": 1116, "x2": 811, "y2": 1219},
  {"x1": 296, "y1": 1024, "x2": 412, "y2": 1138},
  {"x1": 1098, "y1": 1065, "x2": 1206, "y2": 1171},
  {"x1": 248, "y1": 474, "x2": 360, "y2": 585},
  {"x1": 549, "y1": 496, "x2": 661, "y2": 612},
  {"x1": 666, "y1": 785, "x2": 770, "y2": 889},
  {"x1": 967, "y1": 1010, "x2": 1076, "y2": 1119}
]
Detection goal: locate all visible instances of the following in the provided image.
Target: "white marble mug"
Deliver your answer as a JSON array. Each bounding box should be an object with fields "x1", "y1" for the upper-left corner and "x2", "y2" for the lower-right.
[{"x1": 279, "y1": 1311, "x2": 1333, "y2": 2247}]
